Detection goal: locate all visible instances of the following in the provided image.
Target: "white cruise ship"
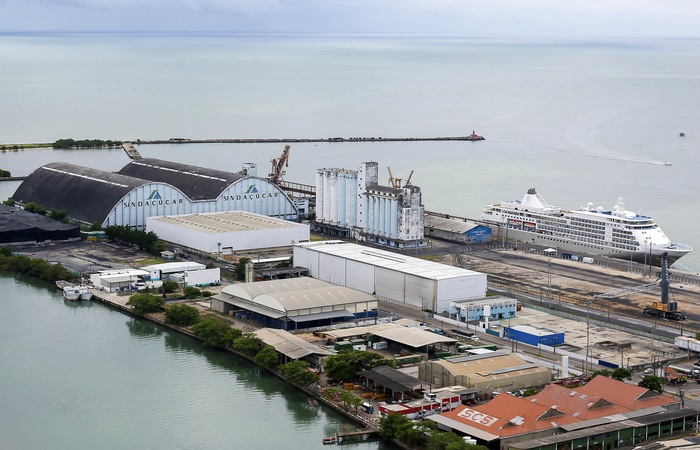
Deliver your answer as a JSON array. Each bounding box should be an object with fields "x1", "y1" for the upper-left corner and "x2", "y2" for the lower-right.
[{"x1": 480, "y1": 188, "x2": 692, "y2": 266}]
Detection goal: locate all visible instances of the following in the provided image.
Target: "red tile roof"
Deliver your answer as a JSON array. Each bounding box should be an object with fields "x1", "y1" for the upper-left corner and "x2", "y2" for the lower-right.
[
  {"x1": 436, "y1": 376, "x2": 679, "y2": 439},
  {"x1": 576, "y1": 375, "x2": 677, "y2": 410}
]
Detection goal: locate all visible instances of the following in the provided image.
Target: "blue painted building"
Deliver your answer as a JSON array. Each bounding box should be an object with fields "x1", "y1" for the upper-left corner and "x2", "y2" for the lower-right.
[
  {"x1": 424, "y1": 215, "x2": 492, "y2": 244},
  {"x1": 504, "y1": 325, "x2": 565, "y2": 347}
]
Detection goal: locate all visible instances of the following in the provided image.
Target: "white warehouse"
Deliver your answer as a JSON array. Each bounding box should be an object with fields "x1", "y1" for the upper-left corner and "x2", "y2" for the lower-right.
[
  {"x1": 315, "y1": 162, "x2": 425, "y2": 248},
  {"x1": 146, "y1": 211, "x2": 310, "y2": 254},
  {"x1": 293, "y1": 240, "x2": 487, "y2": 315}
]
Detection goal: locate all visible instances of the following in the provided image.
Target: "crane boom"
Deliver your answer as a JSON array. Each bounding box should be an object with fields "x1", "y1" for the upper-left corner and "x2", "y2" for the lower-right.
[{"x1": 269, "y1": 145, "x2": 290, "y2": 185}]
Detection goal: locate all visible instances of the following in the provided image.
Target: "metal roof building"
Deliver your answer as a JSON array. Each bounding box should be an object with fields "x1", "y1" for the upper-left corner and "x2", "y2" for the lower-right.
[
  {"x1": 12, "y1": 159, "x2": 297, "y2": 229},
  {"x1": 424, "y1": 215, "x2": 493, "y2": 244},
  {"x1": 293, "y1": 240, "x2": 487, "y2": 314},
  {"x1": 421, "y1": 352, "x2": 552, "y2": 393},
  {"x1": 211, "y1": 277, "x2": 378, "y2": 330},
  {"x1": 146, "y1": 211, "x2": 310, "y2": 254},
  {"x1": 253, "y1": 328, "x2": 332, "y2": 370}
]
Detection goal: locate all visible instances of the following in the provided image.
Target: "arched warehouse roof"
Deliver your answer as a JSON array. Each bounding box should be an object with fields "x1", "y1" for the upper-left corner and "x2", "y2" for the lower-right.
[
  {"x1": 12, "y1": 160, "x2": 298, "y2": 229},
  {"x1": 12, "y1": 162, "x2": 152, "y2": 225},
  {"x1": 118, "y1": 158, "x2": 245, "y2": 201}
]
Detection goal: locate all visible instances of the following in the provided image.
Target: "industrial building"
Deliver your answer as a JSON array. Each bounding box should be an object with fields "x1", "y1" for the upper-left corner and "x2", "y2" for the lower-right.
[
  {"x1": 450, "y1": 297, "x2": 518, "y2": 323},
  {"x1": 293, "y1": 240, "x2": 487, "y2": 314},
  {"x1": 429, "y1": 375, "x2": 685, "y2": 450},
  {"x1": 0, "y1": 204, "x2": 80, "y2": 244},
  {"x1": 12, "y1": 158, "x2": 297, "y2": 229},
  {"x1": 89, "y1": 269, "x2": 151, "y2": 293},
  {"x1": 504, "y1": 324, "x2": 565, "y2": 348},
  {"x1": 210, "y1": 277, "x2": 378, "y2": 330},
  {"x1": 421, "y1": 352, "x2": 552, "y2": 394},
  {"x1": 141, "y1": 261, "x2": 220, "y2": 287},
  {"x1": 146, "y1": 211, "x2": 310, "y2": 255},
  {"x1": 252, "y1": 328, "x2": 332, "y2": 370},
  {"x1": 424, "y1": 215, "x2": 492, "y2": 244},
  {"x1": 315, "y1": 162, "x2": 425, "y2": 248}
]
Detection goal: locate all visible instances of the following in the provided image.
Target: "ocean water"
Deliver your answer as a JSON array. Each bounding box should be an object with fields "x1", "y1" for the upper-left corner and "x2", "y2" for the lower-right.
[{"x1": 1, "y1": 33, "x2": 699, "y2": 272}]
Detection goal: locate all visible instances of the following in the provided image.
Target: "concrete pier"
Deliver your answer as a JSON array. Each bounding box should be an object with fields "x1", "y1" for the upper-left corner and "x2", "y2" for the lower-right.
[{"x1": 135, "y1": 135, "x2": 485, "y2": 145}]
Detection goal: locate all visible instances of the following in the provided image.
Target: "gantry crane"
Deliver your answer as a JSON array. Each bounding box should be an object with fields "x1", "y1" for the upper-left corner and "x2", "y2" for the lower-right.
[{"x1": 269, "y1": 145, "x2": 290, "y2": 185}]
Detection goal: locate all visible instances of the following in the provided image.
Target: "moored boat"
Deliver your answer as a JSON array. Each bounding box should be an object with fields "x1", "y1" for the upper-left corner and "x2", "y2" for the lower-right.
[
  {"x1": 480, "y1": 188, "x2": 692, "y2": 266},
  {"x1": 78, "y1": 286, "x2": 93, "y2": 301},
  {"x1": 56, "y1": 280, "x2": 72, "y2": 290},
  {"x1": 322, "y1": 436, "x2": 337, "y2": 445},
  {"x1": 62, "y1": 285, "x2": 81, "y2": 301}
]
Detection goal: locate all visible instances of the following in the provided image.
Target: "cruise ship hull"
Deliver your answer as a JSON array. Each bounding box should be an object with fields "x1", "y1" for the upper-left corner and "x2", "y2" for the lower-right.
[{"x1": 495, "y1": 227, "x2": 690, "y2": 266}]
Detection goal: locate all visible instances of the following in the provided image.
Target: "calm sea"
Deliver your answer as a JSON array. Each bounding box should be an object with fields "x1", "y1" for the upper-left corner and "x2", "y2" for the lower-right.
[{"x1": 0, "y1": 32, "x2": 699, "y2": 446}]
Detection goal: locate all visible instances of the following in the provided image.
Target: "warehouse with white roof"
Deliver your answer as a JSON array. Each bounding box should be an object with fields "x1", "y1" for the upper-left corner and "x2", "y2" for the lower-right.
[
  {"x1": 211, "y1": 277, "x2": 378, "y2": 330},
  {"x1": 146, "y1": 211, "x2": 310, "y2": 254},
  {"x1": 293, "y1": 240, "x2": 487, "y2": 314}
]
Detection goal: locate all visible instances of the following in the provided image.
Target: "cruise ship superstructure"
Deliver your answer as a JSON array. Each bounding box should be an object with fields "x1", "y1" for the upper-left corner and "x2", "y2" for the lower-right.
[{"x1": 480, "y1": 188, "x2": 692, "y2": 266}]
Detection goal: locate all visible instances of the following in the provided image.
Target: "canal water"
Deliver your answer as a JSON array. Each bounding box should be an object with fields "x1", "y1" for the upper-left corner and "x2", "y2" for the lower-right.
[{"x1": 0, "y1": 273, "x2": 390, "y2": 450}]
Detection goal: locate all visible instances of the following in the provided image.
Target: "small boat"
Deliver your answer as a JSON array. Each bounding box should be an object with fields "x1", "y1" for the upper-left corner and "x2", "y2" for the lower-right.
[
  {"x1": 56, "y1": 280, "x2": 72, "y2": 290},
  {"x1": 308, "y1": 398, "x2": 319, "y2": 406},
  {"x1": 78, "y1": 286, "x2": 93, "y2": 301},
  {"x1": 322, "y1": 436, "x2": 337, "y2": 445},
  {"x1": 62, "y1": 285, "x2": 81, "y2": 301},
  {"x1": 679, "y1": 131, "x2": 685, "y2": 137},
  {"x1": 664, "y1": 161, "x2": 672, "y2": 166}
]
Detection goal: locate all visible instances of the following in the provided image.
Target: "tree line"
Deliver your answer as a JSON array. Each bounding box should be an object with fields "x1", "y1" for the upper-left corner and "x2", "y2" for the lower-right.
[
  {"x1": 52, "y1": 138, "x2": 122, "y2": 149},
  {"x1": 0, "y1": 246, "x2": 75, "y2": 282},
  {"x1": 104, "y1": 225, "x2": 164, "y2": 255}
]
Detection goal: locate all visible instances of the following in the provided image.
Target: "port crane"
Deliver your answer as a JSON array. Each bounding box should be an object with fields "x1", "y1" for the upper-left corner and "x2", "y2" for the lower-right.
[
  {"x1": 592, "y1": 252, "x2": 685, "y2": 321},
  {"x1": 387, "y1": 167, "x2": 414, "y2": 189},
  {"x1": 269, "y1": 145, "x2": 290, "y2": 185}
]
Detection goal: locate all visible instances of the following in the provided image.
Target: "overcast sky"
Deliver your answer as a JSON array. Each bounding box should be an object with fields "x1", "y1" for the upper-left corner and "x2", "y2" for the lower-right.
[{"x1": 1, "y1": 0, "x2": 699, "y2": 37}]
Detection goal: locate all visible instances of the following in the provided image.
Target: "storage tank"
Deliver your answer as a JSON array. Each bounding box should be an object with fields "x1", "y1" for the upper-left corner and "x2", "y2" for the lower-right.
[
  {"x1": 315, "y1": 170, "x2": 325, "y2": 223},
  {"x1": 329, "y1": 170, "x2": 339, "y2": 224}
]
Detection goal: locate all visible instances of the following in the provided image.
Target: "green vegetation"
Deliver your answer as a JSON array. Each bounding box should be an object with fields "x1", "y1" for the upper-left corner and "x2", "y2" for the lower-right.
[
  {"x1": 48, "y1": 208, "x2": 68, "y2": 222},
  {"x1": 281, "y1": 360, "x2": 319, "y2": 387},
  {"x1": 324, "y1": 386, "x2": 363, "y2": 410},
  {"x1": 234, "y1": 257, "x2": 251, "y2": 281},
  {"x1": 191, "y1": 316, "x2": 242, "y2": 348},
  {"x1": 324, "y1": 350, "x2": 392, "y2": 382},
  {"x1": 104, "y1": 225, "x2": 164, "y2": 255},
  {"x1": 0, "y1": 168, "x2": 11, "y2": 177},
  {"x1": 52, "y1": 138, "x2": 122, "y2": 149},
  {"x1": 23, "y1": 201, "x2": 47, "y2": 216},
  {"x1": 638, "y1": 375, "x2": 665, "y2": 393},
  {"x1": 0, "y1": 246, "x2": 75, "y2": 282},
  {"x1": 591, "y1": 368, "x2": 632, "y2": 381},
  {"x1": 379, "y1": 413, "x2": 486, "y2": 450},
  {"x1": 164, "y1": 303, "x2": 200, "y2": 326},
  {"x1": 255, "y1": 345, "x2": 280, "y2": 369},
  {"x1": 232, "y1": 332, "x2": 262, "y2": 356},
  {"x1": 162, "y1": 279, "x2": 180, "y2": 293},
  {"x1": 126, "y1": 293, "x2": 165, "y2": 315},
  {"x1": 182, "y1": 286, "x2": 202, "y2": 299},
  {"x1": 3, "y1": 198, "x2": 15, "y2": 206},
  {"x1": 0, "y1": 143, "x2": 52, "y2": 150}
]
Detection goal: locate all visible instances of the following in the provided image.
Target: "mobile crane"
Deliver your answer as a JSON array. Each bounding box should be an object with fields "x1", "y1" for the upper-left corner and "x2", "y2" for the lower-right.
[{"x1": 592, "y1": 252, "x2": 685, "y2": 321}]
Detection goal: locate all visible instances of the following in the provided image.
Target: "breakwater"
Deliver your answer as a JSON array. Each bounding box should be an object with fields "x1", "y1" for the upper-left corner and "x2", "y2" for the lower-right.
[{"x1": 135, "y1": 135, "x2": 485, "y2": 145}]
